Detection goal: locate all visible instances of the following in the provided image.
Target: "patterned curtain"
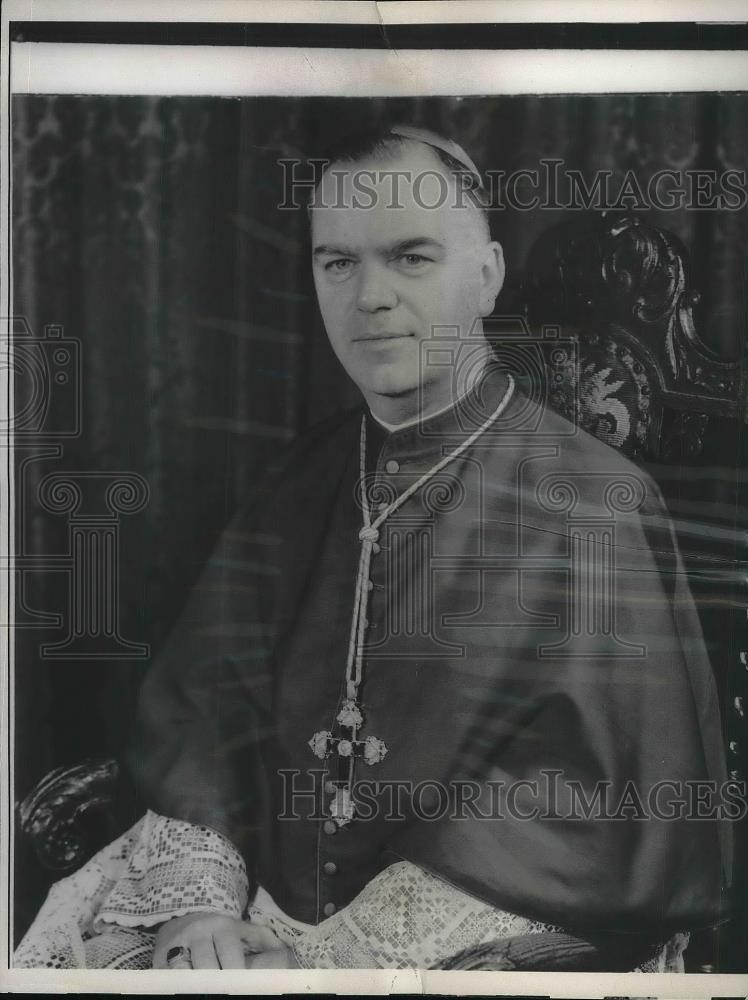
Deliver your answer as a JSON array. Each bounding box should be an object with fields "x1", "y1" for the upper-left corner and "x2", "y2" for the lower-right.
[{"x1": 11, "y1": 93, "x2": 747, "y2": 938}]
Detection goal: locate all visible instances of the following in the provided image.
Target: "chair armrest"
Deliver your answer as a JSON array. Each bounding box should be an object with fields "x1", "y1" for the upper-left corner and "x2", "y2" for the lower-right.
[{"x1": 17, "y1": 758, "x2": 130, "y2": 873}]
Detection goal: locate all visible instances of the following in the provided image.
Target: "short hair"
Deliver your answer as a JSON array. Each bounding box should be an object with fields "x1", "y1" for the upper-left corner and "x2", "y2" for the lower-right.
[{"x1": 309, "y1": 124, "x2": 492, "y2": 241}]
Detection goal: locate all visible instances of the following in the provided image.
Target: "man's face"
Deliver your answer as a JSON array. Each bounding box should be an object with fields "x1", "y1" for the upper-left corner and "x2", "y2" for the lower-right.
[{"x1": 310, "y1": 143, "x2": 503, "y2": 411}]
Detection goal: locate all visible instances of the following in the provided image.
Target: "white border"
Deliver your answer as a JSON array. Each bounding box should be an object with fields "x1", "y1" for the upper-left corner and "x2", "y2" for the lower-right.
[
  {"x1": 3, "y1": 0, "x2": 748, "y2": 24},
  {"x1": 0, "y1": 0, "x2": 12, "y2": 983},
  {"x1": 383, "y1": 0, "x2": 748, "y2": 24},
  {"x1": 4, "y1": 966, "x2": 748, "y2": 994},
  {"x1": 10, "y1": 45, "x2": 748, "y2": 96}
]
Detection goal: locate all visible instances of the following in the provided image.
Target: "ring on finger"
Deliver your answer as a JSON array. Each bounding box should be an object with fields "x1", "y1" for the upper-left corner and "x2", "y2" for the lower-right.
[{"x1": 166, "y1": 944, "x2": 193, "y2": 969}]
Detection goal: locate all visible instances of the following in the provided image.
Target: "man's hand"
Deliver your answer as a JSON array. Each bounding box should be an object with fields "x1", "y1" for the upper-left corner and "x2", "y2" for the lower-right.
[
  {"x1": 153, "y1": 912, "x2": 285, "y2": 969},
  {"x1": 241, "y1": 923, "x2": 300, "y2": 968},
  {"x1": 244, "y1": 946, "x2": 300, "y2": 968}
]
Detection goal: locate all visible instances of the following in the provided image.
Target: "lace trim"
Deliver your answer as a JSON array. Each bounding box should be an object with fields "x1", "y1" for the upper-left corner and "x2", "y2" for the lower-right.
[
  {"x1": 14, "y1": 811, "x2": 248, "y2": 969},
  {"x1": 95, "y1": 812, "x2": 248, "y2": 929},
  {"x1": 281, "y1": 861, "x2": 561, "y2": 969},
  {"x1": 15, "y1": 813, "x2": 682, "y2": 973}
]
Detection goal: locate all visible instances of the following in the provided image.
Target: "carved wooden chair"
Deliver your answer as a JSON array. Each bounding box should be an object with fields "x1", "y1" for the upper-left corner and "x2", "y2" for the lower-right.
[{"x1": 16, "y1": 211, "x2": 745, "y2": 972}]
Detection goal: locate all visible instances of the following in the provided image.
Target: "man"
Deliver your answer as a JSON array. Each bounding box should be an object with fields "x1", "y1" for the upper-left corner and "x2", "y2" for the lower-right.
[{"x1": 16, "y1": 125, "x2": 731, "y2": 970}]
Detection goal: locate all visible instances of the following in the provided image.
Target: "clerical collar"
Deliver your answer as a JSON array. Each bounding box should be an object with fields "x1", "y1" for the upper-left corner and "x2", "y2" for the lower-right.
[
  {"x1": 367, "y1": 359, "x2": 491, "y2": 435},
  {"x1": 363, "y1": 356, "x2": 514, "y2": 476},
  {"x1": 369, "y1": 388, "x2": 473, "y2": 434}
]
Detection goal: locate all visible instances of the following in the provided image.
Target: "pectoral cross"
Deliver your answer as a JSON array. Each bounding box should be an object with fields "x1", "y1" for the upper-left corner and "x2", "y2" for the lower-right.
[{"x1": 308, "y1": 698, "x2": 388, "y2": 826}]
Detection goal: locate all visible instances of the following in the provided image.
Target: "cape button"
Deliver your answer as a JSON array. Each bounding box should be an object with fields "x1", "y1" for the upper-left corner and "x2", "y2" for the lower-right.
[
  {"x1": 323, "y1": 861, "x2": 338, "y2": 876},
  {"x1": 323, "y1": 820, "x2": 337, "y2": 836},
  {"x1": 323, "y1": 902, "x2": 337, "y2": 917},
  {"x1": 385, "y1": 459, "x2": 400, "y2": 475}
]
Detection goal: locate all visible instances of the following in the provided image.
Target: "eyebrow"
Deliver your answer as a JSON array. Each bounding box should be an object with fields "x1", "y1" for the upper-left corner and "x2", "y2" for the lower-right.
[
  {"x1": 313, "y1": 237, "x2": 446, "y2": 258},
  {"x1": 313, "y1": 244, "x2": 357, "y2": 258},
  {"x1": 389, "y1": 237, "x2": 446, "y2": 255}
]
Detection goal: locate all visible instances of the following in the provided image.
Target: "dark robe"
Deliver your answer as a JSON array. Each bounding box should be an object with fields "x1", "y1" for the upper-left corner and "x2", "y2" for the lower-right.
[{"x1": 128, "y1": 361, "x2": 731, "y2": 942}]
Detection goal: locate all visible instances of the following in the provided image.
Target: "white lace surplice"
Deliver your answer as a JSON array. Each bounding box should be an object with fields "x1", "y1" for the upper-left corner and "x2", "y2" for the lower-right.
[
  {"x1": 14, "y1": 812, "x2": 249, "y2": 970},
  {"x1": 14, "y1": 811, "x2": 679, "y2": 971}
]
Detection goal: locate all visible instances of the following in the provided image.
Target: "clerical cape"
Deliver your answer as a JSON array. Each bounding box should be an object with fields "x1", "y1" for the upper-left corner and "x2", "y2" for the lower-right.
[{"x1": 128, "y1": 361, "x2": 731, "y2": 942}]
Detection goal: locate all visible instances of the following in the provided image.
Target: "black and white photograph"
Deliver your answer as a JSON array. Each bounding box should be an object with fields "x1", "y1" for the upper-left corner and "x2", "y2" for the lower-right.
[{"x1": 2, "y1": 2, "x2": 747, "y2": 992}]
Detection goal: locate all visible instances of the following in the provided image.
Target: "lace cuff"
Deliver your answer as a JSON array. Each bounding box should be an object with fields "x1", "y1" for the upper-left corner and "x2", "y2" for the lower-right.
[
  {"x1": 95, "y1": 811, "x2": 249, "y2": 929},
  {"x1": 14, "y1": 810, "x2": 249, "y2": 968},
  {"x1": 275, "y1": 861, "x2": 559, "y2": 969}
]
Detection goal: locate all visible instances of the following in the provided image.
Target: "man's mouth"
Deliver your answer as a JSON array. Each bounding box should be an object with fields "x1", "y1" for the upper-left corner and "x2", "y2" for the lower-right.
[{"x1": 353, "y1": 332, "x2": 413, "y2": 342}]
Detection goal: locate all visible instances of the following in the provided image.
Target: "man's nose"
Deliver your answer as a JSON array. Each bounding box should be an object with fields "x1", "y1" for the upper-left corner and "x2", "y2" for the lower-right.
[{"x1": 356, "y1": 262, "x2": 397, "y2": 312}]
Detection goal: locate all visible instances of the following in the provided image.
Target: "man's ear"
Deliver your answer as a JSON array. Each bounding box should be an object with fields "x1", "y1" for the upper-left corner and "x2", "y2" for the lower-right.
[{"x1": 479, "y1": 241, "x2": 505, "y2": 317}]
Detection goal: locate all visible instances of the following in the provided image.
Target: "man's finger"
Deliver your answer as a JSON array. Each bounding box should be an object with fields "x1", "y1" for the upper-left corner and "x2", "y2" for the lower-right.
[
  {"x1": 153, "y1": 942, "x2": 193, "y2": 970},
  {"x1": 189, "y1": 938, "x2": 220, "y2": 969},
  {"x1": 246, "y1": 947, "x2": 295, "y2": 968},
  {"x1": 151, "y1": 945, "x2": 168, "y2": 970},
  {"x1": 214, "y1": 930, "x2": 247, "y2": 970},
  {"x1": 240, "y1": 923, "x2": 284, "y2": 952}
]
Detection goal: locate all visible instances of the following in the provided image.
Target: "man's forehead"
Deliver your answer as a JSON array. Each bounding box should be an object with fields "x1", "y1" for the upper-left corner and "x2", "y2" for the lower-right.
[
  {"x1": 311, "y1": 198, "x2": 450, "y2": 251},
  {"x1": 311, "y1": 142, "x2": 476, "y2": 248}
]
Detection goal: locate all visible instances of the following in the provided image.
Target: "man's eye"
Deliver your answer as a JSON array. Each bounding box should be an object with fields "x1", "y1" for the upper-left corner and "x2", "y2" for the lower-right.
[
  {"x1": 325, "y1": 259, "x2": 354, "y2": 273},
  {"x1": 396, "y1": 253, "x2": 432, "y2": 268}
]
